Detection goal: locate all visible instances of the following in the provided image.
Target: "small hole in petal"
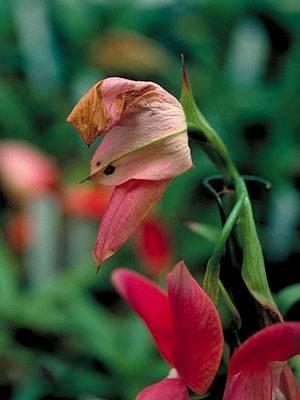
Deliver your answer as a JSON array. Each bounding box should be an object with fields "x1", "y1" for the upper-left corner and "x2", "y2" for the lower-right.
[{"x1": 104, "y1": 165, "x2": 116, "y2": 175}]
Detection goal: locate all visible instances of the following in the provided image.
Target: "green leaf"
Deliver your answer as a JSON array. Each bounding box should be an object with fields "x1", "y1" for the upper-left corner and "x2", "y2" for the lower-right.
[{"x1": 239, "y1": 198, "x2": 281, "y2": 320}]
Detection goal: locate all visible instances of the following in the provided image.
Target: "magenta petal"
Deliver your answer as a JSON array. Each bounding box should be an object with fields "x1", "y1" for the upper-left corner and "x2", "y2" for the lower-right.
[
  {"x1": 166, "y1": 262, "x2": 224, "y2": 394},
  {"x1": 229, "y1": 323, "x2": 300, "y2": 374},
  {"x1": 223, "y1": 368, "x2": 272, "y2": 400},
  {"x1": 112, "y1": 268, "x2": 174, "y2": 364},
  {"x1": 93, "y1": 178, "x2": 170, "y2": 266},
  {"x1": 136, "y1": 378, "x2": 189, "y2": 400}
]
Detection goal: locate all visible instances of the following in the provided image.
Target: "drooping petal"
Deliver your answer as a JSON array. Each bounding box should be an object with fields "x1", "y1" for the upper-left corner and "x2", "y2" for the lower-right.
[
  {"x1": 111, "y1": 268, "x2": 173, "y2": 364},
  {"x1": 279, "y1": 365, "x2": 300, "y2": 400},
  {"x1": 135, "y1": 378, "x2": 189, "y2": 400},
  {"x1": 93, "y1": 178, "x2": 170, "y2": 266},
  {"x1": 166, "y1": 261, "x2": 224, "y2": 394},
  {"x1": 223, "y1": 368, "x2": 272, "y2": 400},
  {"x1": 228, "y1": 323, "x2": 300, "y2": 374},
  {"x1": 67, "y1": 77, "x2": 186, "y2": 148}
]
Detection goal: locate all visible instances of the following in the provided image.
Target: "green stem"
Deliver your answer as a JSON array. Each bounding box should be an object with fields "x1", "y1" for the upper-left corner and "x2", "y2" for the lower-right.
[
  {"x1": 181, "y1": 71, "x2": 282, "y2": 321},
  {"x1": 203, "y1": 196, "x2": 245, "y2": 303}
]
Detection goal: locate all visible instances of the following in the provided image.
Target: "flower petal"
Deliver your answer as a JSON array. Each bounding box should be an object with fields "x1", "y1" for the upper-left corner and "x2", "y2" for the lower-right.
[
  {"x1": 136, "y1": 378, "x2": 189, "y2": 400},
  {"x1": 67, "y1": 77, "x2": 186, "y2": 149},
  {"x1": 279, "y1": 365, "x2": 300, "y2": 400},
  {"x1": 223, "y1": 368, "x2": 272, "y2": 400},
  {"x1": 89, "y1": 126, "x2": 191, "y2": 186},
  {"x1": 67, "y1": 78, "x2": 154, "y2": 146},
  {"x1": 111, "y1": 268, "x2": 173, "y2": 364},
  {"x1": 228, "y1": 323, "x2": 300, "y2": 374},
  {"x1": 166, "y1": 261, "x2": 224, "y2": 394},
  {"x1": 93, "y1": 179, "x2": 170, "y2": 266}
]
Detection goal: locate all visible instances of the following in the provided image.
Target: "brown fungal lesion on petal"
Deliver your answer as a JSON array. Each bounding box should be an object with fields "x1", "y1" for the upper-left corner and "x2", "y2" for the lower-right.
[{"x1": 67, "y1": 82, "x2": 112, "y2": 147}]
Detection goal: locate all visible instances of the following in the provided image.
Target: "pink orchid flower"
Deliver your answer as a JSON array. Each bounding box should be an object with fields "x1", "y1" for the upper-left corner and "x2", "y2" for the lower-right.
[
  {"x1": 112, "y1": 261, "x2": 224, "y2": 399},
  {"x1": 67, "y1": 78, "x2": 193, "y2": 266},
  {"x1": 223, "y1": 322, "x2": 300, "y2": 400}
]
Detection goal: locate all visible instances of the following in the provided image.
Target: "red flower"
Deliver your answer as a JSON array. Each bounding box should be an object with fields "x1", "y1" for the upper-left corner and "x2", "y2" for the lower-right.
[
  {"x1": 223, "y1": 322, "x2": 300, "y2": 400},
  {"x1": 112, "y1": 261, "x2": 224, "y2": 399}
]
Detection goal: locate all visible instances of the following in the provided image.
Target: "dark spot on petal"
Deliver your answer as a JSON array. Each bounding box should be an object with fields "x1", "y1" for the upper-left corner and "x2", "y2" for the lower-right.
[
  {"x1": 96, "y1": 161, "x2": 101, "y2": 166},
  {"x1": 104, "y1": 165, "x2": 116, "y2": 175}
]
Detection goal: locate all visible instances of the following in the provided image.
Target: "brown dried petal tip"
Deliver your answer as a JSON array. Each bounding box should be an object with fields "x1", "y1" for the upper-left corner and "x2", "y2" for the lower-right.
[{"x1": 67, "y1": 82, "x2": 108, "y2": 147}]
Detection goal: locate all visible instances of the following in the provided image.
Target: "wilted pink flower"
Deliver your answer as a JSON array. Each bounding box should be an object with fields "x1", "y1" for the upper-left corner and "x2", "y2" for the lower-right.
[
  {"x1": 63, "y1": 185, "x2": 112, "y2": 220},
  {"x1": 67, "y1": 77, "x2": 192, "y2": 267},
  {"x1": 112, "y1": 261, "x2": 224, "y2": 399},
  {"x1": 133, "y1": 217, "x2": 172, "y2": 277},
  {"x1": 223, "y1": 322, "x2": 300, "y2": 400},
  {"x1": 0, "y1": 141, "x2": 58, "y2": 203}
]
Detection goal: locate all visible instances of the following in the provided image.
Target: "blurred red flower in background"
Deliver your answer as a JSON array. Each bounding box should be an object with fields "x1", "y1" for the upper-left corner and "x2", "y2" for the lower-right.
[
  {"x1": 62, "y1": 185, "x2": 112, "y2": 220},
  {"x1": 0, "y1": 141, "x2": 58, "y2": 203},
  {"x1": 133, "y1": 217, "x2": 173, "y2": 277}
]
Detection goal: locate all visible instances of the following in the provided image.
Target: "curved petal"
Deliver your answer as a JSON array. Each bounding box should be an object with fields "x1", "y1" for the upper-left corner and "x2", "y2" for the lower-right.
[
  {"x1": 229, "y1": 323, "x2": 300, "y2": 374},
  {"x1": 67, "y1": 78, "x2": 154, "y2": 146},
  {"x1": 279, "y1": 366, "x2": 300, "y2": 400},
  {"x1": 111, "y1": 268, "x2": 173, "y2": 365},
  {"x1": 136, "y1": 378, "x2": 189, "y2": 400},
  {"x1": 67, "y1": 77, "x2": 187, "y2": 152},
  {"x1": 93, "y1": 178, "x2": 170, "y2": 266},
  {"x1": 166, "y1": 261, "x2": 224, "y2": 394},
  {"x1": 90, "y1": 128, "x2": 192, "y2": 186},
  {"x1": 223, "y1": 368, "x2": 272, "y2": 400}
]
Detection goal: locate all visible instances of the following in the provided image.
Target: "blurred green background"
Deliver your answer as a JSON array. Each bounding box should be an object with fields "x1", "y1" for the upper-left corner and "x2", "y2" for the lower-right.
[{"x1": 0, "y1": 0, "x2": 300, "y2": 399}]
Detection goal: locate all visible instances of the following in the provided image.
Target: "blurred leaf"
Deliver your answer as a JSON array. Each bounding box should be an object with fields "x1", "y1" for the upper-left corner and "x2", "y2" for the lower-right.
[
  {"x1": 184, "y1": 221, "x2": 220, "y2": 242},
  {"x1": 0, "y1": 233, "x2": 18, "y2": 303},
  {"x1": 0, "y1": 81, "x2": 35, "y2": 138},
  {"x1": 11, "y1": 0, "x2": 62, "y2": 93},
  {"x1": 24, "y1": 196, "x2": 62, "y2": 290},
  {"x1": 89, "y1": 29, "x2": 175, "y2": 78},
  {"x1": 276, "y1": 284, "x2": 300, "y2": 315},
  {"x1": 225, "y1": 17, "x2": 269, "y2": 85}
]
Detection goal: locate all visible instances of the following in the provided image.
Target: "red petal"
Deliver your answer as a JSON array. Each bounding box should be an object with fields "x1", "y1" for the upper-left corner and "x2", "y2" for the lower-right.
[
  {"x1": 279, "y1": 365, "x2": 300, "y2": 400},
  {"x1": 93, "y1": 179, "x2": 170, "y2": 266},
  {"x1": 134, "y1": 218, "x2": 172, "y2": 277},
  {"x1": 166, "y1": 261, "x2": 224, "y2": 394},
  {"x1": 229, "y1": 323, "x2": 300, "y2": 374},
  {"x1": 112, "y1": 268, "x2": 174, "y2": 364},
  {"x1": 136, "y1": 378, "x2": 189, "y2": 400},
  {"x1": 223, "y1": 368, "x2": 272, "y2": 400}
]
